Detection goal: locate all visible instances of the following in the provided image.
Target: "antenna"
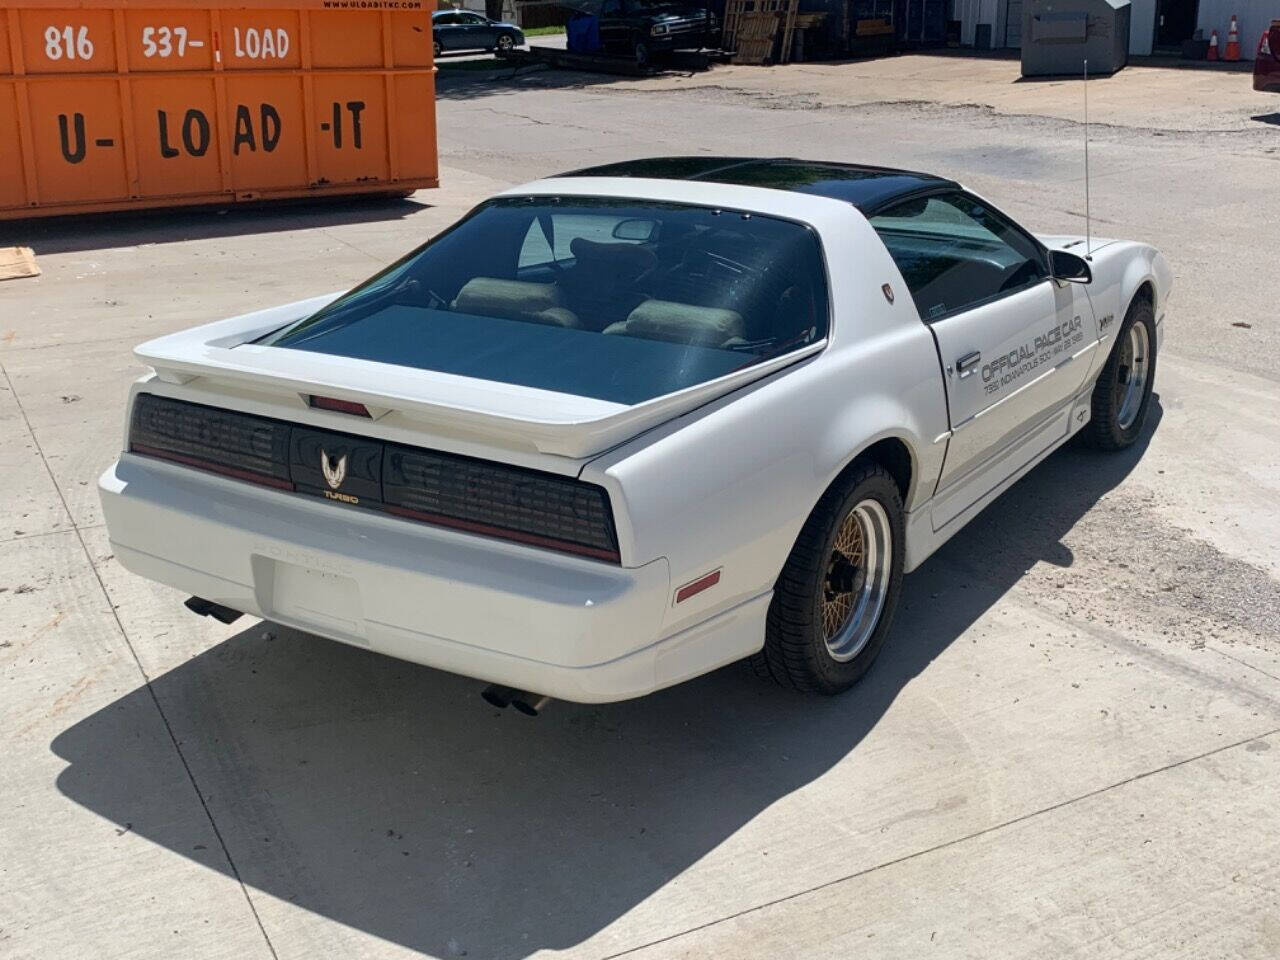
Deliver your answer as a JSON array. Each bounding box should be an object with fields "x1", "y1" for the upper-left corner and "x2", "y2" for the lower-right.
[{"x1": 1083, "y1": 58, "x2": 1091, "y2": 258}]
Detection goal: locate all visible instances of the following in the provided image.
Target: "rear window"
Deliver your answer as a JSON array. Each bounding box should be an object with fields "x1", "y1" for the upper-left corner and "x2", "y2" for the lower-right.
[{"x1": 258, "y1": 198, "x2": 829, "y2": 405}]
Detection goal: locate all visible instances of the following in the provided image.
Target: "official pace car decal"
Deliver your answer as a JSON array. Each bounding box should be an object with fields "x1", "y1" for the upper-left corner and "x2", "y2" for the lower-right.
[{"x1": 981, "y1": 315, "x2": 1086, "y2": 396}]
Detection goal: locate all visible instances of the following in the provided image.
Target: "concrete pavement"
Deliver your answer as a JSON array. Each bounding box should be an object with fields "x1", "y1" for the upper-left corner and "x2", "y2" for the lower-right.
[{"x1": 3, "y1": 54, "x2": 1279, "y2": 960}]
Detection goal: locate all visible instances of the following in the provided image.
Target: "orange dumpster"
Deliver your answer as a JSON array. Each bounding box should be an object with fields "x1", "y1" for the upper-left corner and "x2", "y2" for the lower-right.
[{"x1": 1, "y1": 0, "x2": 438, "y2": 219}]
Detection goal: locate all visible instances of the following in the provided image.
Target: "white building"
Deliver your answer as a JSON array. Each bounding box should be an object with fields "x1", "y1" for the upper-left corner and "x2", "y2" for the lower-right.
[
  {"x1": 1189, "y1": 0, "x2": 1278, "y2": 59},
  {"x1": 954, "y1": 0, "x2": 1277, "y2": 60}
]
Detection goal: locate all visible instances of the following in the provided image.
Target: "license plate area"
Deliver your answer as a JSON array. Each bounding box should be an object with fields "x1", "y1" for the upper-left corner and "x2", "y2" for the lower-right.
[{"x1": 254, "y1": 556, "x2": 366, "y2": 643}]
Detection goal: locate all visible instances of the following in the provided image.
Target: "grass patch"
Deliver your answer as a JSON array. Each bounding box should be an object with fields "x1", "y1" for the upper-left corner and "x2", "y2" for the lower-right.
[{"x1": 524, "y1": 25, "x2": 566, "y2": 36}]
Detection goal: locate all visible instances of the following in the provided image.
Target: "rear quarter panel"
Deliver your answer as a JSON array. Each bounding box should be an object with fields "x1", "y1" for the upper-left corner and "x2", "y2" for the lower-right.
[{"x1": 582, "y1": 212, "x2": 950, "y2": 638}]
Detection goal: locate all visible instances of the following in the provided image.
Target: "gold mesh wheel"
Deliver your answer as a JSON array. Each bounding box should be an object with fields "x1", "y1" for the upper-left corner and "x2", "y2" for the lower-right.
[{"x1": 822, "y1": 498, "x2": 892, "y2": 662}]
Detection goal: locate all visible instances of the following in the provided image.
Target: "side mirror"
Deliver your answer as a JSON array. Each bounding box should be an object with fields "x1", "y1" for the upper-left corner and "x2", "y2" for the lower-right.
[{"x1": 1049, "y1": 249, "x2": 1092, "y2": 284}]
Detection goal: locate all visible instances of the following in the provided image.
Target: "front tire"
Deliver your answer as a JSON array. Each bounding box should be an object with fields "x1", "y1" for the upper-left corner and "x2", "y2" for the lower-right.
[
  {"x1": 496, "y1": 33, "x2": 515, "y2": 52},
  {"x1": 1084, "y1": 297, "x2": 1156, "y2": 450},
  {"x1": 633, "y1": 36, "x2": 651, "y2": 66},
  {"x1": 752, "y1": 461, "x2": 905, "y2": 694}
]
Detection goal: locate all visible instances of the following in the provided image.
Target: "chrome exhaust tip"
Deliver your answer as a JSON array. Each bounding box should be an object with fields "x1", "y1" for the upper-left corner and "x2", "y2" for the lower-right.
[
  {"x1": 481, "y1": 684, "x2": 551, "y2": 716},
  {"x1": 184, "y1": 596, "x2": 243, "y2": 625},
  {"x1": 481, "y1": 684, "x2": 518, "y2": 710},
  {"x1": 510, "y1": 694, "x2": 552, "y2": 717}
]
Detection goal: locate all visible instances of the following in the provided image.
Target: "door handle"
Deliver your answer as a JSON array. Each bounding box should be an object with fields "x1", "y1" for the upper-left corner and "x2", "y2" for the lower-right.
[{"x1": 955, "y1": 351, "x2": 982, "y2": 378}]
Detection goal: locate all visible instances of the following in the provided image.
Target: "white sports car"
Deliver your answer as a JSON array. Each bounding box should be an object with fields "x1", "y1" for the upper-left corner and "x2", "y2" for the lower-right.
[{"x1": 100, "y1": 158, "x2": 1169, "y2": 710}]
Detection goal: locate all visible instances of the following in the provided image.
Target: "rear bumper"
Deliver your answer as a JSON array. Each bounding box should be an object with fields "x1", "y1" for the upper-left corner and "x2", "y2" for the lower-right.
[{"x1": 100, "y1": 455, "x2": 766, "y2": 702}]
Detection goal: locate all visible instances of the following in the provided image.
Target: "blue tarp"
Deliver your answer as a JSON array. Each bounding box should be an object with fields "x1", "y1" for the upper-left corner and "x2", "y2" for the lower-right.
[{"x1": 566, "y1": 14, "x2": 603, "y2": 53}]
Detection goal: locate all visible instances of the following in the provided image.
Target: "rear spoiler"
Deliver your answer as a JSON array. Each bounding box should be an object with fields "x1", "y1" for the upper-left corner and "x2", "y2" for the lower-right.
[{"x1": 135, "y1": 296, "x2": 825, "y2": 460}]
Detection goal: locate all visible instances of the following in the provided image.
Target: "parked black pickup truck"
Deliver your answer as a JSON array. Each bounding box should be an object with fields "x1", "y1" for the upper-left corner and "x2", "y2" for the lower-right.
[{"x1": 595, "y1": 0, "x2": 719, "y2": 65}]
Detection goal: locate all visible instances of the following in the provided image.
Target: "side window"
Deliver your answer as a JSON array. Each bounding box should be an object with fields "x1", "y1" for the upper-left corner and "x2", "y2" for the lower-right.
[
  {"x1": 460, "y1": 13, "x2": 487, "y2": 24},
  {"x1": 518, "y1": 219, "x2": 553, "y2": 269},
  {"x1": 602, "y1": 0, "x2": 622, "y2": 16},
  {"x1": 435, "y1": 13, "x2": 459, "y2": 25},
  {"x1": 869, "y1": 192, "x2": 1047, "y2": 321},
  {"x1": 517, "y1": 213, "x2": 640, "y2": 269}
]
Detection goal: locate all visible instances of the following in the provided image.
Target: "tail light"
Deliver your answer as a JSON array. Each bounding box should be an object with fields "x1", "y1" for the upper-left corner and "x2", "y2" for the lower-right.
[
  {"x1": 126, "y1": 394, "x2": 620, "y2": 563},
  {"x1": 1260, "y1": 30, "x2": 1271, "y2": 57},
  {"x1": 384, "y1": 445, "x2": 620, "y2": 563},
  {"x1": 129, "y1": 393, "x2": 294, "y2": 490}
]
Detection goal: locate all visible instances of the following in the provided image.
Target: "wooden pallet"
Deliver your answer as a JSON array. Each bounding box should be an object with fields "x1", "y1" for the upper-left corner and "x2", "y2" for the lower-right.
[{"x1": 722, "y1": 0, "x2": 799, "y2": 65}]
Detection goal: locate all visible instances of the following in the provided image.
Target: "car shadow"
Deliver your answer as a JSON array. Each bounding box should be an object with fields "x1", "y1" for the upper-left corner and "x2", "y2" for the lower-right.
[
  {"x1": 0, "y1": 195, "x2": 431, "y2": 256},
  {"x1": 1251, "y1": 112, "x2": 1280, "y2": 126},
  {"x1": 51, "y1": 400, "x2": 1160, "y2": 959}
]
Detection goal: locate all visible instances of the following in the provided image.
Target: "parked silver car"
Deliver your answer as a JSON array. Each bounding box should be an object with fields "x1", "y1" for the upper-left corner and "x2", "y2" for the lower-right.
[{"x1": 432, "y1": 10, "x2": 525, "y2": 57}]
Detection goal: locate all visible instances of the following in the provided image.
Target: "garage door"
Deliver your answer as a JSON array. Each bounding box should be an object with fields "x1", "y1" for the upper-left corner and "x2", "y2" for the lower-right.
[{"x1": 1006, "y1": 0, "x2": 1023, "y2": 47}]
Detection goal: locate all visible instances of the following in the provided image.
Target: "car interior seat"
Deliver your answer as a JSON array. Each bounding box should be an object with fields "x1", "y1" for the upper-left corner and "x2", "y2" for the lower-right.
[
  {"x1": 451, "y1": 277, "x2": 582, "y2": 328},
  {"x1": 558, "y1": 238, "x2": 658, "y2": 330},
  {"x1": 603, "y1": 298, "x2": 745, "y2": 349}
]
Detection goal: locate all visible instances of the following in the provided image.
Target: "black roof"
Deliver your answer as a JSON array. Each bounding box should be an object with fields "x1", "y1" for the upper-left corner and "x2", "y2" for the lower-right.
[{"x1": 558, "y1": 157, "x2": 957, "y2": 213}]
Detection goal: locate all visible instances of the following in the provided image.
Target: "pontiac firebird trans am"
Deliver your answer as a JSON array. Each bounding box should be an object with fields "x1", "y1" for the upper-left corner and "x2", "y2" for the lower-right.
[{"x1": 99, "y1": 158, "x2": 1170, "y2": 707}]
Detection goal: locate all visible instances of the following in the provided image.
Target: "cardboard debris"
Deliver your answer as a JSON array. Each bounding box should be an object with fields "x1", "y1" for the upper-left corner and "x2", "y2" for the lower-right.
[{"x1": 0, "y1": 246, "x2": 39, "y2": 281}]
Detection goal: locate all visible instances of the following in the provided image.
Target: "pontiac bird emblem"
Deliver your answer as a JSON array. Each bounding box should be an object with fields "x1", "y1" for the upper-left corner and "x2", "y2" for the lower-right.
[
  {"x1": 320, "y1": 450, "x2": 348, "y2": 490},
  {"x1": 882, "y1": 283, "x2": 895, "y2": 304}
]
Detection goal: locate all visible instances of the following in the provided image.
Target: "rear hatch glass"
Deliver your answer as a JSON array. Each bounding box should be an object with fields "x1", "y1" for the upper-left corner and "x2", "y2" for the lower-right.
[{"x1": 256, "y1": 198, "x2": 830, "y2": 405}]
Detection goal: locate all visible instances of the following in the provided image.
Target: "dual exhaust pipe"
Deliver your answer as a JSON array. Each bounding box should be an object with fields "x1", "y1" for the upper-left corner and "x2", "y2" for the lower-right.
[{"x1": 481, "y1": 684, "x2": 552, "y2": 717}]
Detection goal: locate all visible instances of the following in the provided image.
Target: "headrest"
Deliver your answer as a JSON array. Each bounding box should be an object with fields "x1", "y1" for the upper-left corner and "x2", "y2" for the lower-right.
[
  {"x1": 568, "y1": 238, "x2": 657, "y2": 278},
  {"x1": 451, "y1": 277, "x2": 579, "y2": 328},
  {"x1": 621, "y1": 299, "x2": 745, "y2": 346},
  {"x1": 453, "y1": 277, "x2": 565, "y2": 317}
]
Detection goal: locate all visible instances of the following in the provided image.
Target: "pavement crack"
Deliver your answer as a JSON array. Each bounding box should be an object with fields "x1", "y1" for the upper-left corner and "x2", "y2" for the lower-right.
[
  {"x1": 0, "y1": 363, "x2": 280, "y2": 960},
  {"x1": 1209, "y1": 644, "x2": 1280, "y2": 684},
  {"x1": 477, "y1": 104, "x2": 601, "y2": 133},
  {"x1": 602, "y1": 725, "x2": 1280, "y2": 959},
  {"x1": 0, "y1": 523, "x2": 103, "y2": 546}
]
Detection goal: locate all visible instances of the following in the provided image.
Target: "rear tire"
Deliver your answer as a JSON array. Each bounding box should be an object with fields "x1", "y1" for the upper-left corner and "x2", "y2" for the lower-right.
[
  {"x1": 433, "y1": 39, "x2": 442, "y2": 58},
  {"x1": 752, "y1": 461, "x2": 905, "y2": 694},
  {"x1": 1083, "y1": 297, "x2": 1157, "y2": 450}
]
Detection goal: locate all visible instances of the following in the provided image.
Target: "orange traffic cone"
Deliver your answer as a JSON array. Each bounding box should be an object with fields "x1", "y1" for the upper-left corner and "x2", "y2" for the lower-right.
[
  {"x1": 1225, "y1": 15, "x2": 1241, "y2": 60},
  {"x1": 1207, "y1": 28, "x2": 1220, "y2": 60}
]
